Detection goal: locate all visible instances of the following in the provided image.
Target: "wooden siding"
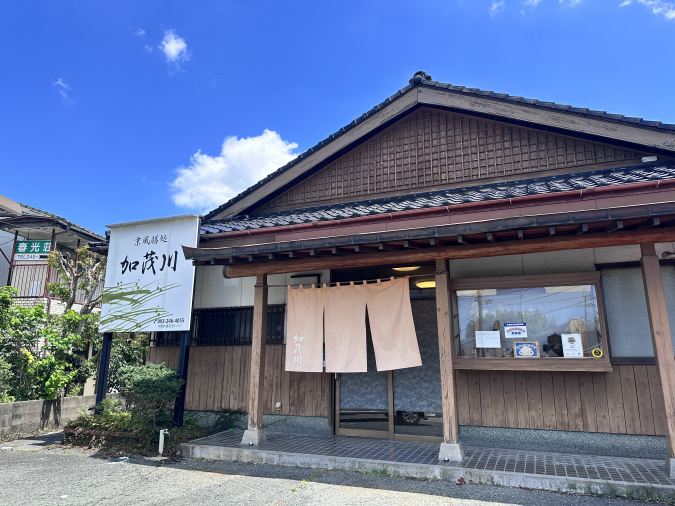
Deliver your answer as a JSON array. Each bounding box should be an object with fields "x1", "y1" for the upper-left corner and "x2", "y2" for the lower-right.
[
  {"x1": 455, "y1": 366, "x2": 667, "y2": 436},
  {"x1": 148, "y1": 345, "x2": 330, "y2": 417},
  {"x1": 258, "y1": 107, "x2": 646, "y2": 212}
]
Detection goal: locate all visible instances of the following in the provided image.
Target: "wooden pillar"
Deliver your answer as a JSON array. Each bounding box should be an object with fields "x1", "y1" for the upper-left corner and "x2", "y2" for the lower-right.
[
  {"x1": 641, "y1": 242, "x2": 675, "y2": 476},
  {"x1": 242, "y1": 274, "x2": 268, "y2": 444},
  {"x1": 435, "y1": 258, "x2": 464, "y2": 460}
]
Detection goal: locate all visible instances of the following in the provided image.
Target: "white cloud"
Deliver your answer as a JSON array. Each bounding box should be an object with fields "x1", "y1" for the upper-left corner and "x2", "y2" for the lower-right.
[
  {"x1": 489, "y1": 1, "x2": 506, "y2": 17},
  {"x1": 134, "y1": 28, "x2": 146, "y2": 37},
  {"x1": 523, "y1": 0, "x2": 542, "y2": 5},
  {"x1": 170, "y1": 130, "x2": 299, "y2": 212},
  {"x1": 559, "y1": 0, "x2": 582, "y2": 5},
  {"x1": 53, "y1": 78, "x2": 70, "y2": 90},
  {"x1": 159, "y1": 29, "x2": 191, "y2": 66},
  {"x1": 622, "y1": 0, "x2": 675, "y2": 19},
  {"x1": 53, "y1": 79, "x2": 73, "y2": 105},
  {"x1": 144, "y1": 45, "x2": 153, "y2": 53}
]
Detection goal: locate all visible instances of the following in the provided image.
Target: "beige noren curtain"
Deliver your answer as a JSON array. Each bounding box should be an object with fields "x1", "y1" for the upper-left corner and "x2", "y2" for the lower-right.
[
  {"x1": 286, "y1": 277, "x2": 422, "y2": 373},
  {"x1": 284, "y1": 284, "x2": 325, "y2": 372},
  {"x1": 363, "y1": 277, "x2": 422, "y2": 371},
  {"x1": 325, "y1": 282, "x2": 368, "y2": 373}
]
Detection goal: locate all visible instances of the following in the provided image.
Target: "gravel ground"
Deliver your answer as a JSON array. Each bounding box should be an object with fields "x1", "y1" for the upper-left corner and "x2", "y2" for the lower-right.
[{"x1": 0, "y1": 431, "x2": 668, "y2": 506}]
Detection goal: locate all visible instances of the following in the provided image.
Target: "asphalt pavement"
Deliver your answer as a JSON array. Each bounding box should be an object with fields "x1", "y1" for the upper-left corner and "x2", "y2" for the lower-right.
[{"x1": 0, "y1": 431, "x2": 666, "y2": 506}]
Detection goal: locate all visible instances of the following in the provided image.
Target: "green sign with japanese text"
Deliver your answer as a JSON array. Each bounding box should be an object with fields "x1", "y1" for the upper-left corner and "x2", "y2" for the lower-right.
[{"x1": 14, "y1": 240, "x2": 51, "y2": 260}]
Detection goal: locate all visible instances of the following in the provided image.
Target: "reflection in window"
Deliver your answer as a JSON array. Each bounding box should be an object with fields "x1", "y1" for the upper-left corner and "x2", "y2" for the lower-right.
[{"x1": 455, "y1": 285, "x2": 603, "y2": 358}]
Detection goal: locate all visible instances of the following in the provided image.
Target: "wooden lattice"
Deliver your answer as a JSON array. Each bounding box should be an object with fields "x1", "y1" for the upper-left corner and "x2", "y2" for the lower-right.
[{"x1": 259, "y1": 107, "x2": 646, "y2": 212}]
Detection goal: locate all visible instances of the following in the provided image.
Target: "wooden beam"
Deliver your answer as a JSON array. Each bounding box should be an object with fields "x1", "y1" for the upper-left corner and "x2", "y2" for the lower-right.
[
  {"x1": 487, "y1": 233, "x2": 497, "y2": 243},
  {"x1": 331, "y1": 247, "x2": 352, "y2": 255},
  {"x1": 457, "y1": 235, "x2": 471, "y2": 245},
  {"x1": 575, "y1": 223, "x2": 589, "y2": 236},
  {"x1": 640, "y1": 243, "x2": 675, "y2": 476},
  {"x1": 225, "y1": 227, "x2": 675, "y2": 277},
  {"x1": 288, "y1": 250, "x2": 310, "y2": 258},
  {"x1": 378, "y1": 242, "x2": 402, "y2": 251},
  {"x1": 604, "y1": 220, "x2": 624, "y2": 233},
  {"x1": 635, "y1": 217, "x2": 661, "y2": 230},
  {"x1": 435, "y1": 258, "x2": 460, "y2": 446},
  {"x1": 430, "y1": 238, "x2": 450, "y2": 247},
  {"x1": 547, "y1": 227, "x2": 556, "y2": 237},
  {"x1": 247, "y1": 274, "x2": 268, "y2": 431},
  {"x1": 403, "y1": 240, "x2": 426, "y2": 249},
  {"x1": 355, "y1": 244, "x2": 379, "y2": 253},
  {"x1": 517, "y1": 230, "x2": 524, "y2": 241}
]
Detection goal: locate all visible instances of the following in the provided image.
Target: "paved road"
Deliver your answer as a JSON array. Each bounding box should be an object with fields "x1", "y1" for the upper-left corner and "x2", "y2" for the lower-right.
[{"x1": 0, "y1": 432, "x2": 659, "y2": 506}]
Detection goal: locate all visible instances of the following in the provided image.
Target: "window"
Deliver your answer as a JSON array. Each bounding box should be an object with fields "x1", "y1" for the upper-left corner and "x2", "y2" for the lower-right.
[
  {"x1": 153, "y1": 305, "x2": 286, "y2": 347},
  {"x1": 450, "y1": 273, "x2": 609, "y2": 370},
  {"x1": 601, "y1": 265, "x2": 675, "y2": 358}
]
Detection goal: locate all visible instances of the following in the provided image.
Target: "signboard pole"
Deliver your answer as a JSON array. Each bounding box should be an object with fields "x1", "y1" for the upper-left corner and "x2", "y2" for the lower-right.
[
  {"x1": 6, "y1": 231, "x2": 18, "y2": 286},
  {"x1": 173, "y1": 330, "x2": 191, "y2": 427},
  {"x1": 94, "y1": 333, "x2": 113, "y2": 413}
]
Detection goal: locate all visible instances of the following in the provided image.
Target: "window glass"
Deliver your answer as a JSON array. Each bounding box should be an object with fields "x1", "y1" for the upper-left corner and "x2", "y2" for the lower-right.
[
  {"x1": 602, "y1": 265, "x2": 675, "y2": 357},
  {"x1": 456, "y1": 285, "x2": 602, "y2": 358}
]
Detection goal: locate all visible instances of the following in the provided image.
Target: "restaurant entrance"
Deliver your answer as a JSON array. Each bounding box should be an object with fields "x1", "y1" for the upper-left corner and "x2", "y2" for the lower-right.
[{"x1": 333, "y1": 265, "x2": 444, "y2": 443}]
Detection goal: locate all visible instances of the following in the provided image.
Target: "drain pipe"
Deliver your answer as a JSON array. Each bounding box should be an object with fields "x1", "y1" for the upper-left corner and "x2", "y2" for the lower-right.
[{"x1": 158, "y1": 429, "x2": 170, "y2": 455}]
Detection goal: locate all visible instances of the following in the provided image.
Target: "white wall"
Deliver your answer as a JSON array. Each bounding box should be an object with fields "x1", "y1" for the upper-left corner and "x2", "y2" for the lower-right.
[
  {"x1": 193, "y1": 266, "x2": 330, "y2": 308},
  {"x1": 449, "y1": 243, "x2": 675, "y2": 279}
]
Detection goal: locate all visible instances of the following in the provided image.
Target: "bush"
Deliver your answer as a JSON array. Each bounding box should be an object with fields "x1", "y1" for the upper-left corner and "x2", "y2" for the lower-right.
[
  {"x1": 117, "y1": 362, "x2": 183, "y2": 409},
  {"x1": 117, "y1": 363, "x2": 184, "y2": 435},
  {"x1": 0, "y1": 359, "x2": 14, "y2": 403},
  {"x1": 68, "y1": 398, "x2": 136, "y2": 432}
]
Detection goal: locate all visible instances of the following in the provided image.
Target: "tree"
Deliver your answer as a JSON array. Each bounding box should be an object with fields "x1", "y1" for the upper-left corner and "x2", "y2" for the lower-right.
[{"x1": 47, "y1": 245, "x2": 106, "y2": 336}]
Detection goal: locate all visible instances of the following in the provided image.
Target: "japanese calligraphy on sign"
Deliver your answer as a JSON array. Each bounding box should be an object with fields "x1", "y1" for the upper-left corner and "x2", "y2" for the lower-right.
[
  {"x1": 99, "y1": 215, "x2": 200, "y2": 332},
  {"x1": 14, "y1": 240, "x2": 51, "y2": 260},
  {"x1": 292, "y1": 334, "x2": 304, "y2": 365}
]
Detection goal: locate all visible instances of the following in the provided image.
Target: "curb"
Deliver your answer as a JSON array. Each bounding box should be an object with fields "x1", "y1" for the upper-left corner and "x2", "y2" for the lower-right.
[{"x1": 178, "y1": 442, "x2": 675, "y2": 501}]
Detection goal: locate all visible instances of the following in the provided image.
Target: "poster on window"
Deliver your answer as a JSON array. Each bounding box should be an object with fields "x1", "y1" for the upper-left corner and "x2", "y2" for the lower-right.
[
  {"x1": 475, "y1": 331, "x2": 501, "y2": 348},
  {"x1": 561, "y1": 333, "x2": 584, "y2": 357},
  {"x1": 504, "y1": 323, "x2": 527, "y2": 339},
  {"x1": 100, "y1": 214, "x2": 200, "y2": 333}
]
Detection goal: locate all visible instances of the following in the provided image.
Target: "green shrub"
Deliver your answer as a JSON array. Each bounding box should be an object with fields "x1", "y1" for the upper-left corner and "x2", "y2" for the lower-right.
[
  {"x1": 69, "y1": 398, "x2": 136, "y2": 432},
  {"x1": 117, "y1": 363, "x2": 183, "y2": 409},
  {"x1": 0, "y1": 359, "x2": 14, "y2": 403}
]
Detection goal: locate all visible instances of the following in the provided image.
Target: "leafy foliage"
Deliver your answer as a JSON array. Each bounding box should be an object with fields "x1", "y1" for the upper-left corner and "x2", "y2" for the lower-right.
[
  {"x1": 117, "y1": 362, "x2": 183, "y2": 408},
  {"x1": 68, "y1": 398, "x2": 136, "y2": 432},
  {"x1": 0, "y1": 359, "x2": 14, "y2": 403},
  {"x1": 0, "y1": 286, "x2": 92, "y2": 400}
]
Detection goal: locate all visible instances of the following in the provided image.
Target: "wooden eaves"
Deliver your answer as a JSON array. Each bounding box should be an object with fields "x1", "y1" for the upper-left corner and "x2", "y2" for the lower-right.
[{"x1": 183, "y1": 202, "x2": 675, "y2": 277}]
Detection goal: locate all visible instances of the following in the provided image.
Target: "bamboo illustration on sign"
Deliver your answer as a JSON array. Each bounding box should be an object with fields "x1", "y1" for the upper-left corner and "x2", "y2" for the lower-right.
[{"x1": 100, "y1": 280, "x2": 180, "y2": 331}]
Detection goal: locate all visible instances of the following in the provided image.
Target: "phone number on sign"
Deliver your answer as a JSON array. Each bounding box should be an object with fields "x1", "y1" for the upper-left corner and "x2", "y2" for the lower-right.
[{"x1": 153, "y1": 318, "x2": 185, "y2": 329}]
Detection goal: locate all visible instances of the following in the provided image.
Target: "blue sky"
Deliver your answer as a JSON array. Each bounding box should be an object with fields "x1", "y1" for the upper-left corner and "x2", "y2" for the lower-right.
[{"x1": 1, "y1": 0, "x2": 674, "y2": 235}]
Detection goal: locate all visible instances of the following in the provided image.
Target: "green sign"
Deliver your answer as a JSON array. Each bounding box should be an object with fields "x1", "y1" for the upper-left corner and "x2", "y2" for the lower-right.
[{"x1": 14, "y1": 240, "x2": 51, "y2": 259}]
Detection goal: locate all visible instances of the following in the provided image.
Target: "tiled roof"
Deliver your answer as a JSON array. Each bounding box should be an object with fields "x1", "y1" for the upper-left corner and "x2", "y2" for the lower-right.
[
  {"x1": 203, "y1": 71, "x2": 675, "y2": 221},
  {"x1": 201, "y1": 162, "x2": 675, "y2": 234}
]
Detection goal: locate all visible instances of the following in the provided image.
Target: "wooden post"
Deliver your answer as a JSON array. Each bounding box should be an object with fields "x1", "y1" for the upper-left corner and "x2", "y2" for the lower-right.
[
  {"x1": 241, "y1": 273, "x2": 268, "y2": 444},
  {"x1": 435, "y1": 258, "x2": 464, "y2": 460},
  {"x1": 641, "y1": 242, "x2": 675, "y2": 477}
]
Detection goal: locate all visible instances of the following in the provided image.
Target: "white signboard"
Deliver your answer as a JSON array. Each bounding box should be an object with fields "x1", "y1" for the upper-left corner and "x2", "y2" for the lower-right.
[
  {"x1": 100, "y1": 215, "x2": 200, "y2": 333},
  {"x1": 504, "y1": 323, "x2": 527, "y2": 339},
  {"x1": 475, "y1": 331, "x2": 501, "y2": 348},
  {"x1": 562, "y1": 333, "x2": 584, "y2": 357}
]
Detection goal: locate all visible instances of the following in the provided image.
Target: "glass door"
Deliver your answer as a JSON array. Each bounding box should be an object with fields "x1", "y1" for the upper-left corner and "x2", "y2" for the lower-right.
[{"x1": 335, "y1": 295, "x2": 443, "y2": 443}]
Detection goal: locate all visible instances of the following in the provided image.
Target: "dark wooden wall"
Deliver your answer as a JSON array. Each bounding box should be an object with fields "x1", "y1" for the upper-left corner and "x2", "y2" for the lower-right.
[
  {"x1": 456, "y1": 366, "x2": 667, "y2": 436},
  {"x1": 258, "y1": 107, "x2": 646, "y2": 212},
  {"x1": 148, "y1": 345, "x2": 330, "y2": 417}
]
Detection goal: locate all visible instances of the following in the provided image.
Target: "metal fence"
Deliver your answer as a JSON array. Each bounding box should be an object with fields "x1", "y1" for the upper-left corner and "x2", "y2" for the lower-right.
[
  {"x1": 9, "y1": 263, "x2": 103, "y2": 305},
  {"x1": 152, "y1": 305, "x2": 286, "y2": 347}
]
